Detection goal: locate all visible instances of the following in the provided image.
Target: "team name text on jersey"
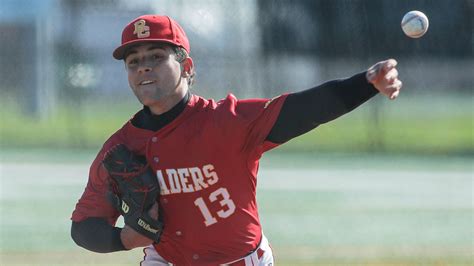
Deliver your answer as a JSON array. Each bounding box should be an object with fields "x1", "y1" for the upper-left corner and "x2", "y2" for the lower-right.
[{"x1": 156, "y1": 164, "x2": 219, "y2": 195}]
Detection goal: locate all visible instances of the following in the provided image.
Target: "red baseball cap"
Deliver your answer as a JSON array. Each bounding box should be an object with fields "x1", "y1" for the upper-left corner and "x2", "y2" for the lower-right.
[{"x1": 113, "y1": 15, "x2": 190, "y2": 60}]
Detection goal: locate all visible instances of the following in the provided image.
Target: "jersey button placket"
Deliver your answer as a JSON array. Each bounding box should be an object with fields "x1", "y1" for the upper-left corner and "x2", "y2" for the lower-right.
[{"x1": 150, "y1": 136, "x2": 159, "y2": 164}]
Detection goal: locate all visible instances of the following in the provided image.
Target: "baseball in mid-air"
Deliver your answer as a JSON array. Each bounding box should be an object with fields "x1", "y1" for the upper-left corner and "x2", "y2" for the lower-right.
[{"x1": 401, "y1": 10, "x2": 429, "y2": 38}]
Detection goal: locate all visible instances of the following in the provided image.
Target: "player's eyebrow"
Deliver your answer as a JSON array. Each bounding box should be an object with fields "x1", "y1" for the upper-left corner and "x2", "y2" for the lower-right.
[
  {"x1": 127, "y1": 44, "x2": 167, "y2": 56},
  {"x1": 146, "y1": 44, "x2": 167, "y2": 51},
  {"x1": 124, "y1": 44, "x2": 168, "y2": 61}
]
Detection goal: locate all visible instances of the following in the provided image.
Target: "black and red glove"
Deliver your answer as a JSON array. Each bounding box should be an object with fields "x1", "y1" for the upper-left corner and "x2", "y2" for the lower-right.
[{"x1": 102, "y1": 144, "x2": 163, "y2": 243}]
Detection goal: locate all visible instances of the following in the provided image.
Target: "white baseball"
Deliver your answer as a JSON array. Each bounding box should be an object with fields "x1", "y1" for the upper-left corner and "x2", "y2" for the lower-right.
[{"x1": 401, "y1": 10, "x2": 429, "y2": 38}]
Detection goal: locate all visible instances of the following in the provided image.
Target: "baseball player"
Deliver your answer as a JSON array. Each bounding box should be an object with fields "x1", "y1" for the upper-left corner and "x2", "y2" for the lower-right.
[{"x1": 71, "y1": 15, "x2": 402, "y2": 265}]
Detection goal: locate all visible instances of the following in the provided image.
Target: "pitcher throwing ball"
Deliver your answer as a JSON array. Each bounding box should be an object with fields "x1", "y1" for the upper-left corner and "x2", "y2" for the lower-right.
[{"x1": 71, "y1": 14, "x2": 402, "y2": 265}]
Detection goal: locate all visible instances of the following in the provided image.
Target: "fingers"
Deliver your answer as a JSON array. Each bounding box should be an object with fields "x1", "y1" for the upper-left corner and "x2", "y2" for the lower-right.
[
  {"x1": 386, "y1": 79, "x2": 403, "y2": 100},
  {"x1": 383, "y1": 67, "x2": 401, "y2": 100},
  {"x1": 385, "y1": 68, "x2": 399, "y2": 84},
  {"x1": 367, "y1": 58, "x2": 403, "y2": 100},
  {"x1": 384, "y1": 58, "x2": 397, "y2": 72},
  {"x1": 366, "y1": 59, "x2": 397, "y2": 83},
  {"x1": 390, "y1": 90, "x2": 400, "y2": 100}
]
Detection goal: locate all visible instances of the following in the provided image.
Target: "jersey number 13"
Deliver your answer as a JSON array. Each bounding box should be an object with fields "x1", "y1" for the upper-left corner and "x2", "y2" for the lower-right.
[{"x1": 194, "y1": 187, "x2": 236, "y2": 226}]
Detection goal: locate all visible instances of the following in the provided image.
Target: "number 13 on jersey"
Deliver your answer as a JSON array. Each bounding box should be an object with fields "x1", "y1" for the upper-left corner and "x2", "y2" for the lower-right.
[{"x1": 194, "y1": 187, "x2": 236, "y2": 226}]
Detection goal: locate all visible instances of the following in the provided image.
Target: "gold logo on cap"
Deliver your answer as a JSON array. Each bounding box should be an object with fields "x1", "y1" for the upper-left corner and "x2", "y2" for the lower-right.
[{"x1": 133, "y1": 19, "x2": 150, "y2": 38}]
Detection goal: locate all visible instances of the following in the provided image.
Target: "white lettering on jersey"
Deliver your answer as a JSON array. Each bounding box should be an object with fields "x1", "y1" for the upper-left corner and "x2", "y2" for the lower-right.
[
  {"x1": 177, "y1": 168, "x2": 194, "y2": 193},
  {"x1": 194, "y1": 187, "x2": 236, "y2": 226},
  {"x1": 156, "y1": 164, "x2": 220, "y2": 195},
  {"x1": 203, "y1": 164, "x2": 218, "y2": 185},
  {"x1": 166, "y1": 169, "x2": 182, "y2": 194},
  {"x1": 156, "y1": 170, "x2": 170, "y2": 195},
  {"x1": 189, "y1": 167, "x2": 208, "y2": 191}
]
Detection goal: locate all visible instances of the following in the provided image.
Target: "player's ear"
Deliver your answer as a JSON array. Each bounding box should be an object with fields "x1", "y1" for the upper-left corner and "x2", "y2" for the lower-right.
[{"x1": 181, "y1": 57, "x2": 194, "y2": 77}]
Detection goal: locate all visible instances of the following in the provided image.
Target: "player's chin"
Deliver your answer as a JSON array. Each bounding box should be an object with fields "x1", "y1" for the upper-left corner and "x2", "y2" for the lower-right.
[
  {"x1": 135, "y1": 88, "x2": 157, "y2": 101},
  {"x1": 138, "y1": 96, "x2": 159, "y2": 107}
]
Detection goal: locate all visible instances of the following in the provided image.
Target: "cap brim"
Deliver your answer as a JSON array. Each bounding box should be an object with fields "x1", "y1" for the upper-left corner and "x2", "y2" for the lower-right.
[{"x1": 113, "y1": 39, "x2": 185, "y2": 60}]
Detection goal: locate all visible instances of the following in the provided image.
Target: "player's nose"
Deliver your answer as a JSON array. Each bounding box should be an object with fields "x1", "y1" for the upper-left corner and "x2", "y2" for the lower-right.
[{"x1": 138, "y1": 65, "x2": 152, "y2": 73}]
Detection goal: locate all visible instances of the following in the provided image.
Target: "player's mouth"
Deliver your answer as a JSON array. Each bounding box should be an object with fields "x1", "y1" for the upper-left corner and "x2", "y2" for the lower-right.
[{"x1": 139, "y1": 80, "x2": 155, "y2": 85}]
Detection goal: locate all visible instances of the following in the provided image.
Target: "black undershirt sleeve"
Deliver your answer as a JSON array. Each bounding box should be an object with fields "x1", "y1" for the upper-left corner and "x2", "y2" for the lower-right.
[
  {"x1": 267, "y1": 72, "x2": 378, "y2": 144},
  {"x1": 71, "y1": 218, "x2": 126, "y2": 253}
]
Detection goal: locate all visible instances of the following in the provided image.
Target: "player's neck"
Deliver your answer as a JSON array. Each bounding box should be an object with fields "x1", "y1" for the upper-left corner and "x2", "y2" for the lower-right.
[{"x1": 148, "y1": 90, "x2": 188, "y2": 115}]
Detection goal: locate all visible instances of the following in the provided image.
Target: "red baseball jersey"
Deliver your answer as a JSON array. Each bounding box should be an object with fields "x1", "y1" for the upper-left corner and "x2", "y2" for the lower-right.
[{"x1": 72, "y1": 93, "x2": 288, "y2": 265}]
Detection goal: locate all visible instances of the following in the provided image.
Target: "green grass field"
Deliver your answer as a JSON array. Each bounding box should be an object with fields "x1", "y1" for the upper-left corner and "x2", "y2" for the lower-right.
[
  {"x1": 1, "y1": 92, "x2": 472, "y2": 155},
  {"x1": 0, "y1": 152, "x2": 472, "y2": 266}
]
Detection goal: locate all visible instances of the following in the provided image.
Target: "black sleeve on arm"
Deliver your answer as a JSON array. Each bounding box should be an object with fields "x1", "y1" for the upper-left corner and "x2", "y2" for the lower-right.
[
  {"x1": 71, "y1": 217, "x2": 126, "y2": 253},
  {"x1": 267, "y1": 72, "x2": 378, "y2": 143}
]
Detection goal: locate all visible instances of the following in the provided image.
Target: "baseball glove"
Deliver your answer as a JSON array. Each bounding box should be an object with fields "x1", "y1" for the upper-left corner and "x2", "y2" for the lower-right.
[{"x1": 102, "y1": 144, "x2": 163, "y2": 242}]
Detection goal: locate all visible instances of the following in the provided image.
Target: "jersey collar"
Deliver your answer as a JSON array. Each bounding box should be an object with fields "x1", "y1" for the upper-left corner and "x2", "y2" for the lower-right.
[{"x1": 131, "y1": 92, "x2": 191, "y2": 131}]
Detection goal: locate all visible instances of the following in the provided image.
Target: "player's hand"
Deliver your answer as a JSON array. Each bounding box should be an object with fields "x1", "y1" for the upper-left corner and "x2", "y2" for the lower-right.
[
  {"x1": 120, "y1": 202, "x2": 160, "y2": 249},
  {"x1": 366, "y1": 59, "x2": 403, "y2": 100}
]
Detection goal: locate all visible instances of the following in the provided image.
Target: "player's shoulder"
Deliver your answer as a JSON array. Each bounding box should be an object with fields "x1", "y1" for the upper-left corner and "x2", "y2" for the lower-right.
[
  {"x1": 100, "y1": 110, "x2": 152, "y2": 154},
  {"x1": 192, "y1": 93, "x2": 288, "y2": 118},
  {"x1": 191, "y1": 93, "x2": 239, "y2": 115},
  {"x1": 194, "y1": 93, "x2": 264, "y2": 111}
]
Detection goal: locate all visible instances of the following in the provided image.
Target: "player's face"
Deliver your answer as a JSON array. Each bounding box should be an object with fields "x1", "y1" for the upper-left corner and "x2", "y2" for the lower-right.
[{"x1": 125, "y1": 43, "x2": 185, "y2": 112}]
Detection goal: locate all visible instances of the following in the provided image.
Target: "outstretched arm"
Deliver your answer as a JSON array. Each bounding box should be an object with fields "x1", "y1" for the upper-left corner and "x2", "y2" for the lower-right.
[{"x1": 267, "y1": 59, "x2": 402, "y2": 143}]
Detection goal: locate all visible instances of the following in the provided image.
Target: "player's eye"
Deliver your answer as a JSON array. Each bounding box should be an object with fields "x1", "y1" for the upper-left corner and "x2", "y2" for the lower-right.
[
  {"x1": 126, "y1": 58, "x2": 138, "y2": 67},
  {"x1": 151, "y1": 54, "x2": 164, "y2": 61}
]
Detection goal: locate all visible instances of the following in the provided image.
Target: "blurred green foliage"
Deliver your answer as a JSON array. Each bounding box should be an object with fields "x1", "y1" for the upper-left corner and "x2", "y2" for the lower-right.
[{"x1": 1, "y1": 92, "x2": 472, "y2": 155}]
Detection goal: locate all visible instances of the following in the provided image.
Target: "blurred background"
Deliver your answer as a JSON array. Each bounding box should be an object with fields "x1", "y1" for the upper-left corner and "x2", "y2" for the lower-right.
[{"x1": 0, "y1": 0, "x2": 472, "y2": 265}]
